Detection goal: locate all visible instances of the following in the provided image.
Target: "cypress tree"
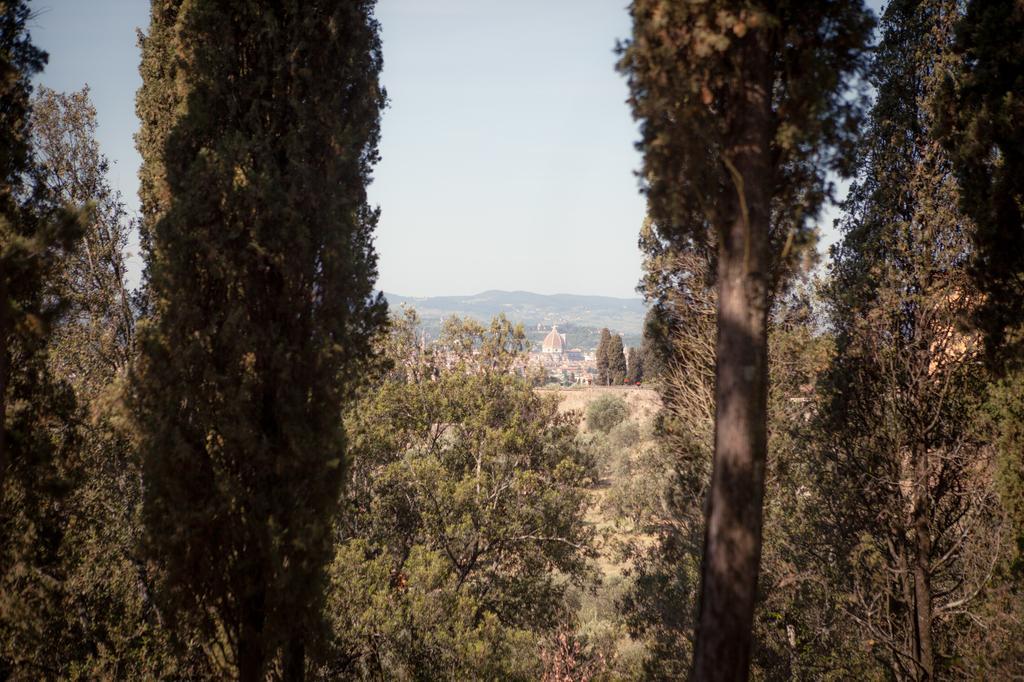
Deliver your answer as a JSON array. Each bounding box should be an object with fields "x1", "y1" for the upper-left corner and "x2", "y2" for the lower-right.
[
  {"x1": 937, "y1": 0, "x2": 1024, "y2": 589},
  {"x1": 626, "y1": 346, "x2": 642, "y2": 384},
  {"x1": 607, "y1": 333, "x2": 628, "y2": 385},
  {"x1": 128, "y1": 1, "x2": 387, "y2": 677},
  {"x1": 595, "y1": 327, "x2": 612, "y2": 386},
  {"x1": 937, "y1": 0, "x2": 1024, "y2": 363},
  {"x1": 618, "y1": 1, "x2": 872, "y2": 677},
  {"x1": 938, "y1": 5, "x2": 1024, "y2": 579},
  {"x1": 638, "y1": 310, "x2": 669, "y2": 384},
  {"x1": 0, "y1": 1, "x2": 84, "y2": 672}
]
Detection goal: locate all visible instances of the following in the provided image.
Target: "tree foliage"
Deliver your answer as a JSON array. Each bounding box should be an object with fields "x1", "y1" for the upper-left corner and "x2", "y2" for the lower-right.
[
  {"x1": 1, "y1": 1, "x2": 1021, "y2": 678},
  {"x1": 607, "y1": 334, "x2": 628, "y2": 386},
  {"x1": 27, "y1": 85, "x2": 181, "y2": 677},
  {"x1": 0, "y1": 4, "x2": 84, "y2": 674},
  {"x1": 322, "y1": 313, "x2": 596, "y2": 679},
  {"x1": 127, "y1": 1, "x2": 387, "y2": 676},
  {"x1": 812, "y1": 1, "x2": 1021, "y2": 677},
  {"x1": 625, "y1": 346, "x2": 643, "y2": 385},
  {"x1": 936, "y1": 0, "x2": 1024, "y2": 363},
  {"x1": 622, "y1": 244, "x2": 841, "y2": 678},
  {"x1": 595, "y1": 328, "x2": 612, "y2": 386},
  {"x1": 587, "y1": 394, "x2": 629, "y2": 435},
  {"x1": 937, "y1": 2, "x2": 1024, "y2": 589},
  {"x1": 618, "y1": 1, "x2": 873, "y2": 674}
]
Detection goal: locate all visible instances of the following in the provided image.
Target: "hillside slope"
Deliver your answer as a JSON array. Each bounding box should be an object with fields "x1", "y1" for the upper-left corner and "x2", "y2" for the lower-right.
[{"x1": 385, "y1": 290, "x2": 647, "y2": 338}]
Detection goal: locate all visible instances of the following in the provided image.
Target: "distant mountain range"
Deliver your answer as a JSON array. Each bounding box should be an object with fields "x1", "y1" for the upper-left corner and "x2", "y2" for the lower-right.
[{"x1": 384, "y1": 290, "x2": 647, "y2": 347}]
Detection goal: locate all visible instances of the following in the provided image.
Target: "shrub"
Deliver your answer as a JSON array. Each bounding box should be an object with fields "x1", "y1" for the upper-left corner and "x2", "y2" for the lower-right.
[
  {"x1": 587, "y1": 395, "x2": 629, "y2": 434},
  {"x1": 609, "y1": 420, "x2": 641, "y2": 450}
]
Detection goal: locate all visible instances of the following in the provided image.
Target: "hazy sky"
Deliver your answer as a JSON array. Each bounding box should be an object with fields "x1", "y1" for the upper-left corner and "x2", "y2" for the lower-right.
[{"x1": 30, "y1": 1, "x2": 868, "y2": 299}]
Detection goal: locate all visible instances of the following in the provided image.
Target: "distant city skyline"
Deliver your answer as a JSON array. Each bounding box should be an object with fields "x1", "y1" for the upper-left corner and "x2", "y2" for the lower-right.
[{"x1": 30, "y1": 0, "x2": 864, "y2": 298}]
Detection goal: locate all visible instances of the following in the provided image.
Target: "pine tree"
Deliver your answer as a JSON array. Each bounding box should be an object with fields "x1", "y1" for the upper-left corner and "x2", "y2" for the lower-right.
[
  {"x1": 0, "y1": 2, "x2": 84, "y2": 672},
  {"x1": 595, "y1": 328, "x2": 612, "y2": 386},
  {"x1": 128, "y1": 1, "x2": 387, "y2": 677},
  {"x1": 618, "y1": 2, "x2": 872, "y2": 676},
  {"x1": 608, "y1": 334, "x2": 628, "y2": 385}
]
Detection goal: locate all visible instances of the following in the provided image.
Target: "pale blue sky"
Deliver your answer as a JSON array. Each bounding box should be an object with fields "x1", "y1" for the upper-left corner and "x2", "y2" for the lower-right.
[{"x1": 30, "y1": 1, "x2": 869, "y2": 298}]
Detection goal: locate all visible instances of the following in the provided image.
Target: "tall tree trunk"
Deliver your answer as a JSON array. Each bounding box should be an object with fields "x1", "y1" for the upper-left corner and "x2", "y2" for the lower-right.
[
  {"x1": 912, "y1": 445, "x2": 934, "y2": 680},
  {"x1": 238, "y1": 591, "x2": 266, "y2": 682},
  {"x1": 283, "y1": 637, "x2": 305, "y2": 682},
  {"x1": 0, "y1": 305, "x2": 9, "y2": 490},
  {"x1": 897, "y1": 545, "x2": 916, "y2": 679},
  {"x1": 691, "y1": 35, "x2": 773, "y2": 682}
]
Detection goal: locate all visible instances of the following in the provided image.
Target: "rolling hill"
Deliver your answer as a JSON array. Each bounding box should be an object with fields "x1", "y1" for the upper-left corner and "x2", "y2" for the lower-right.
[{"x1": 384, "y1": 290, "x2": 648, "y2": 349}]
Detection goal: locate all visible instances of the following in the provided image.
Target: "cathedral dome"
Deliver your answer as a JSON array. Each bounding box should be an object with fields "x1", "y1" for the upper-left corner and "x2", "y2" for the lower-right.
[{"x1": 542, "y1": 325, "x2": 566, "y2": 353}]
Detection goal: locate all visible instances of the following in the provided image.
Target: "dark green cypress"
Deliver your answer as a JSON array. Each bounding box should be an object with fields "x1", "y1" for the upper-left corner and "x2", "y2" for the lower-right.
[
  {"x1": 595, "y1": 327, "x2": 612, "y2": 386},
  {"x1": 625, "y1": 346, "x2": 642, "y2": 384},
  {"x1": 607, "y1": 333, "x2": 628, "y2": 385},
  {"x1": 128, "y1": 1, "x2": 387, "y2": 677},
  {"x1": 937, "y1": 0, "x2": 1024, "y2": 623},
  {"x1": 937, "y1": 0, "x2": 1024, "y2": 363}
]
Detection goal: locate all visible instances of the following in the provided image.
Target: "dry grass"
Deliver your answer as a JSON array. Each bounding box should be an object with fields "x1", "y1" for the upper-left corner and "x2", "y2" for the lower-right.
[{"x1": 537, "y1": 385, "x2": 661, "y2": 428}]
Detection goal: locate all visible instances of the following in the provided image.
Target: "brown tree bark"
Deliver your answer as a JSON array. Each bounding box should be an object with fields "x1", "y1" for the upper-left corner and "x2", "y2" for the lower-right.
[
  {"x1": 283, "y1": 637, "x2": 305, "y2": 682},
  {"x1": 237, "y1": 590, "x2": 266, "y2": 682},
  {"x1": 912, "y1": 445, "x2": 934, "y2": 680},
  {"x1": 0, "y1": 306, "x2": 8, "y2": 490},
  {"x1": 690, "y1": 34, "x2": 773, "y2": 682}
]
